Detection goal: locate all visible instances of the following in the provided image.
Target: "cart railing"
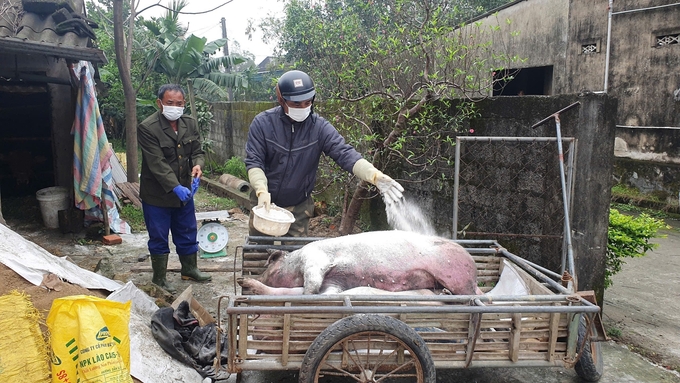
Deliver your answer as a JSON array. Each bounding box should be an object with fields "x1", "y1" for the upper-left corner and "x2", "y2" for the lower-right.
[{"x1": 216, "y1": 291, "x2": 598, "y2": 372}]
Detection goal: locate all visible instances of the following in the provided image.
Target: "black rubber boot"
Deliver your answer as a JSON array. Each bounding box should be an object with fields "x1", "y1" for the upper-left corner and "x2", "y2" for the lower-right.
[
  {"x1": 179, "y1": 252, "x2": 212, "y2": 282},
  {"x1": 150, "y1": 254, "x2": 176, "y2": 293}
]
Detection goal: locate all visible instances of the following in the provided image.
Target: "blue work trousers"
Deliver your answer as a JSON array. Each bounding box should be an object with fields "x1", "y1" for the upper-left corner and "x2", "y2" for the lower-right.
[{"x1": 143, "y1": 200, "x2": 198, "y2": 256}]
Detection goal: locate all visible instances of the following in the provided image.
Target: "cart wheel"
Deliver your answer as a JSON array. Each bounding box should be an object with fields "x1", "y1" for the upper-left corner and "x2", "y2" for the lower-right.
[
  {"x1": 574, "y1": 315, "x2": 603, "y2": 382},
  {"x1": 298, "y1": 314, "x2": 435, "y2": 383}
]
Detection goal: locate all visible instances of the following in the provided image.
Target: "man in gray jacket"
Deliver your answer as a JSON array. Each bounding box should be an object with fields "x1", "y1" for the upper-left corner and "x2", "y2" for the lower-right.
[
  {"x1": 245, "y1": 70, "x2": 403, "y2": 236},
  {"x1": 138, "y1": 84, "x2": 211, "y2": 292}
]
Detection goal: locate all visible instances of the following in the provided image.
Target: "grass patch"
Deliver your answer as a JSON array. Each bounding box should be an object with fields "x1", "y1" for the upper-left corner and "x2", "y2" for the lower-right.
[
  {"x1": 120, "y1": 204, "x2": 146, "y2": 232},
  {"x1": 194, "y1": 188, "x2": 237, "y2": 212},
  {"x1": 606, "y1": 326, "x2": 622, "y2": 338}
]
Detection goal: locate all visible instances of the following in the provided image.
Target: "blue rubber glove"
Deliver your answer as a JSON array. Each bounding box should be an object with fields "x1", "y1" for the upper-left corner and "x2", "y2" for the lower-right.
[
  {"x1": 173, "y1": 185, "x2": 191, "y2": 202},
  {"x1": 191, "y1": 177, "x2": 200, "y2": 197}
]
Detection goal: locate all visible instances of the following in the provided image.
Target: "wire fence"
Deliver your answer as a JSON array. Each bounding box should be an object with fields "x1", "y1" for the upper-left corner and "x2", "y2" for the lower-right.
[{"x1": 453, "y1": 136, "x2": 576, "y2": 271}]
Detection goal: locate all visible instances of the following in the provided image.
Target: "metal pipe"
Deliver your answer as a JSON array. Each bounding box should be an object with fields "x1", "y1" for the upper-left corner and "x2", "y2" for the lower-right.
[
  {"x1": 458, "y1": 136, "x2": 576, "y2": 143},
  {"x1": 453, "y1": 136, "x2": 462, "y2": 239},
  {"x1": 246, "y1": 236, "x2": 326, "y2": 242},
  {"x1": 500, "y1": 249, "x2": 572, "y2": 294},
  {"x1": 522, "y1": 258, "x2": 563, "y2": 279},
  {"x1": 242, "y1": 244, "x2": 307, "y2": 252},
  {"x1": 554, "y1": 115, "x2": 576, "y2": 279},
  {"x1": 229, "y1": 293, "x2": 596, "y2": 305},
  {"x1": 226, "y1": 304, "x2": 599, "y2": 315},
  {"x1": 612, "y1": 2, "x2": 680, "y2": 15},
  {"x1": 604, "y1": 0, "x2": 613, "y2": 92}
]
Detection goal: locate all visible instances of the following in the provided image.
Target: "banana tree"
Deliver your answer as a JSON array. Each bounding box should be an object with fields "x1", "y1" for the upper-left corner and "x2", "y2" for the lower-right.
[{"x1": 148, "y1": 33, "x2": 250, "y2": 103}]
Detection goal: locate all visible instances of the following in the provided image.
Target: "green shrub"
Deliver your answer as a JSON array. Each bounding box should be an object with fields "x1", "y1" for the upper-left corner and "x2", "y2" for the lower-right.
[
  {"x1": 606, "y1": 209, "x2": 669, "y2": 288},
  {"x1": 212, "y1": 156, "x2": 248, "y2": 180}
]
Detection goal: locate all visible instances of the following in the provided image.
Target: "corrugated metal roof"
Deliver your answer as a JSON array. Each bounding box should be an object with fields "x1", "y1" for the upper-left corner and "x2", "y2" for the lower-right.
[{"x1": 0, "y1": 0, "x2": 106, "y2": 63}]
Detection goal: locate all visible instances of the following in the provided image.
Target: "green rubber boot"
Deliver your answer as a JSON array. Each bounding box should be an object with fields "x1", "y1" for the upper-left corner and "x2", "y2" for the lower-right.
[
  {"x1": 150, "y1": 254, "x2": 176, "y2": 293},
  {"x1": 179, "y1": 252, "x2": 212, "y2": 282}
]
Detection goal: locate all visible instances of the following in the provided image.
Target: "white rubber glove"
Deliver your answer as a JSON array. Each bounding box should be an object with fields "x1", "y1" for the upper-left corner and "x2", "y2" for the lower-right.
[
  {"x1": 248, "y1": 168, "x2": 271, "y2": 212},
  {"x1": 375, "y1": 173, "x2": 404, "y2": 205},
  {"x1": 352, "y1": 159, "x2": 404, "y2": 205}
]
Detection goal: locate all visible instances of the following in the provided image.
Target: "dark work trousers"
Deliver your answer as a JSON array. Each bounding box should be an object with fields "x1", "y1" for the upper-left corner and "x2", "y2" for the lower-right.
[{"x1": 143, "y1": 199, "x2": 198, "y2": 256}]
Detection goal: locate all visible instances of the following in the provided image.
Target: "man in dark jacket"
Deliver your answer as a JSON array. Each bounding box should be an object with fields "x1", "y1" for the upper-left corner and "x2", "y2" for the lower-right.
[
  {"x1": 245, "y1": 70, "x2": 404, "y2": 236},
  {"x1": 138, "y1": 84, "x2": 211, "y2": 292}
]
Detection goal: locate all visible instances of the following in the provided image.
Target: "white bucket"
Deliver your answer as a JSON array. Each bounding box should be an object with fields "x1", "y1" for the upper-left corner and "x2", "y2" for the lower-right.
[{"x1": 36, "y1": 186, "x2": 70, "y2": 229}]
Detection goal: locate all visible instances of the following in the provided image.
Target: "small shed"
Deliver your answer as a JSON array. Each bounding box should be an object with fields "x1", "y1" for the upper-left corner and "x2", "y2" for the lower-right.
[{"x1": 0, "y1": 0, "x2": 106, "y2": 223}]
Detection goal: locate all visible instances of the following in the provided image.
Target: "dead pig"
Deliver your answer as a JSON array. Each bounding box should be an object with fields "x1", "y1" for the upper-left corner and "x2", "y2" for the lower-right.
[{"x1": 239, "y1": 230, "x2": 481, "y2": 295}]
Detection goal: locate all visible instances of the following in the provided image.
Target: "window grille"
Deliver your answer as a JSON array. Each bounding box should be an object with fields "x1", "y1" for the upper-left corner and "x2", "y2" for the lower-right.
[
  {"x1": 582, "y1": 44, "x2": 597, "y2": 54},
  {"x1": 657, "y1": 34, "x2": 680, "y2": 46}
]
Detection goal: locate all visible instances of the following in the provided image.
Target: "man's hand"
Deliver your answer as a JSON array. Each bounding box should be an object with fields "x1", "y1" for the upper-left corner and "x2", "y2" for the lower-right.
[
  {"x1": 375, "y1": 173, "x2": 404, "y2": 205},
  {"x1": 173, "y1": 185, "x2": 192, "y2": 202},
  {"x1": 257, "y1": 191, "x2": 271, "y2": 212},
  {"x1": 191, "y1": 165, "x2": 202, "y2": 179}
]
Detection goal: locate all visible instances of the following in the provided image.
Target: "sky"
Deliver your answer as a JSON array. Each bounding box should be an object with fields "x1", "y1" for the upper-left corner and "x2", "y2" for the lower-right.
[{"x1": 135, "y1": 0, "x2": 285, "y2": 64}]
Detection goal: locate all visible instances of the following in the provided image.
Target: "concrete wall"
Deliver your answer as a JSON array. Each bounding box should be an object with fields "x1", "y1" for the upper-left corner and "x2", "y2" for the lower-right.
[
  {"x1": 485, "y1": 0, "x2": 680, "y2": 125},
  {"x1": 395, "y1": 94, "x2": 616, "y2": 299},
  {"x1": 209, "y1": 101, "x2": 275, "y2": 163},
  {"x1": 48, "y1": 57, "x2": 77, "y2": 190},
  {"x1": 607, "y1": 0, "x2": 680, "y2": 127},
  {"x1": 480, "y1": 0, "x2": 570, "y2": 94},
  {"x1": 480, "y1": 0, "x2": 680, "y2": 201}
]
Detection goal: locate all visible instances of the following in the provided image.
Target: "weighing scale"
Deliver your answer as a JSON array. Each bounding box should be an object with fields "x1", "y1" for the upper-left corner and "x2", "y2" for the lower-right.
[{"x1": 197, "y1": 219, "x2": 229, "y2": 258}]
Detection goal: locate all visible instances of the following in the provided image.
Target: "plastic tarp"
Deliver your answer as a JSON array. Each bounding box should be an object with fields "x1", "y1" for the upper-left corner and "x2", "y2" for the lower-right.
[
  {"x1": 107, "y1": 282, "x2": 205, "y2": 383},
  {"x1": 0, "y1": 223, "x2": 121, "y2": 291}
]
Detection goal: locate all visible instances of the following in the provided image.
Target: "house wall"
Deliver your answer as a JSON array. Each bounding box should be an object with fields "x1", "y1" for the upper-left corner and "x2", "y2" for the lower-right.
[
  {"x1": 209, "y1": 102, "x2": 275, "y2": 164},
  {"x1": 607, "y1": 0, "x2": 680, "y2": 127},
  {"x1": 47, "y1": 57, "x2": 76, "y2": 190},
  {"x1": 488, "y1": 0, "x2": 680, "y2": 125},
  {"x1": 565, "y1": 0, "x2": 609, "y2": 94},
  {"x1": 479, "y1": 0, "x2": 680, "y2": 202}
]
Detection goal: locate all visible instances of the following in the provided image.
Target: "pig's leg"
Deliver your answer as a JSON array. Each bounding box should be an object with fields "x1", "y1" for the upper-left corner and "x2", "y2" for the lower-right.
[
  {"x1": 302, "y1": 262, "x2": 335, "y2": 294},
  {"x1": 238, "y1": 278, "x2": 304, "y2": 295}
]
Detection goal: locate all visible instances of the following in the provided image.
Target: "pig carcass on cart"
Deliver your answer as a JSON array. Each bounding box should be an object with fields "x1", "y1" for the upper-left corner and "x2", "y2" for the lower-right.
[{"x1": 212, "y1": 234, "x2": 605, "y2": 383}]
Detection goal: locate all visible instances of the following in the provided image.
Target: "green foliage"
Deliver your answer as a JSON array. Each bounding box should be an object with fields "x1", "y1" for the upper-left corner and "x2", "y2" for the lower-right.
[
  {"x1": 264, "y1": 0, "x2": 518, "y2": 220},
  {"x1": 606, "y1": 326, "x2": 622, "y2": 338},
  {"x1": 606, "y1": 209, "x2": 669, "y2": 288},
  {"x1": 208, "y1": 157, "x2": 248, "y2": 180},
  {"x1": 87, "y1": 0, "x2": 168, "y2": 139},
  {"x1": 145, "y1": 26, "x2": 250, "y2": 101},
  {"x1": 193, "y1": 100, "x2": 214, "y2": 153},
  {"x1": 120, "y1": 204, "x2": 146, "y2": 232}
]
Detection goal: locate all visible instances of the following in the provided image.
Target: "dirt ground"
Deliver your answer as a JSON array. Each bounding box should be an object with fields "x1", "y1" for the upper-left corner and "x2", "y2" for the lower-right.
[
  {"x1": 0, "y1": 196, "x2": 346, "y2": 319},
  {"x1": 2, "y1": 195, "x2": 680, "y2": 378}
]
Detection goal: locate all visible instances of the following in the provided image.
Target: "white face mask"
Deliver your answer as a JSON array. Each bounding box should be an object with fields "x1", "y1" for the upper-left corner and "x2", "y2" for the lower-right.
[
  {"x1": 162, "y1": 105, "x2": 184, "y2": 121},
  {"x1": 286, "y1": 105, "x2": 312, "y2": 122}
]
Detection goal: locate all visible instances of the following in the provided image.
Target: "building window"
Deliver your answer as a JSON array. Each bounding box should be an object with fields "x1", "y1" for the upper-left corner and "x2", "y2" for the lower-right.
[
  {"x1": 582, "y1": 44, "x2": 598, "y2": 54},
  {"x1": 656, "y1": 33, "x2": 679, "y2": 46}
]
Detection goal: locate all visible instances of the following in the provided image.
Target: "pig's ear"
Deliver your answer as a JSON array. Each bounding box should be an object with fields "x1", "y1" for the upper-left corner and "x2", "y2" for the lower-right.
[{"x1": 265, "y1": 249, "x2": 287, "y2": 266}]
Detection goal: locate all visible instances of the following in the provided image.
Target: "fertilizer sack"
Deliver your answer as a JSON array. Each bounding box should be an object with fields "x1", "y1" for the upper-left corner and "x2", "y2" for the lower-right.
[
  {"x1": 0, "y1": 291, "x2": 50, "y2": 383},
  {"x1": 47, "y1": 295, "x2": 132, "y2": 383}
]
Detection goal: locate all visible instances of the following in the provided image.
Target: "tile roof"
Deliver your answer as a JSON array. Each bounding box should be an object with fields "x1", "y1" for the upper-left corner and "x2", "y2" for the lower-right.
[{"x1": 0, "y1": 0, "x2": 106, "y2": 63}]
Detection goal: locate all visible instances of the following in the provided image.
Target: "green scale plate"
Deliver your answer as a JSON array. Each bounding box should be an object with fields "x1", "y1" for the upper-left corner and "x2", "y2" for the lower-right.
[{"x1": 197, "y1": 221, "x2": 228, "y2": 258}]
